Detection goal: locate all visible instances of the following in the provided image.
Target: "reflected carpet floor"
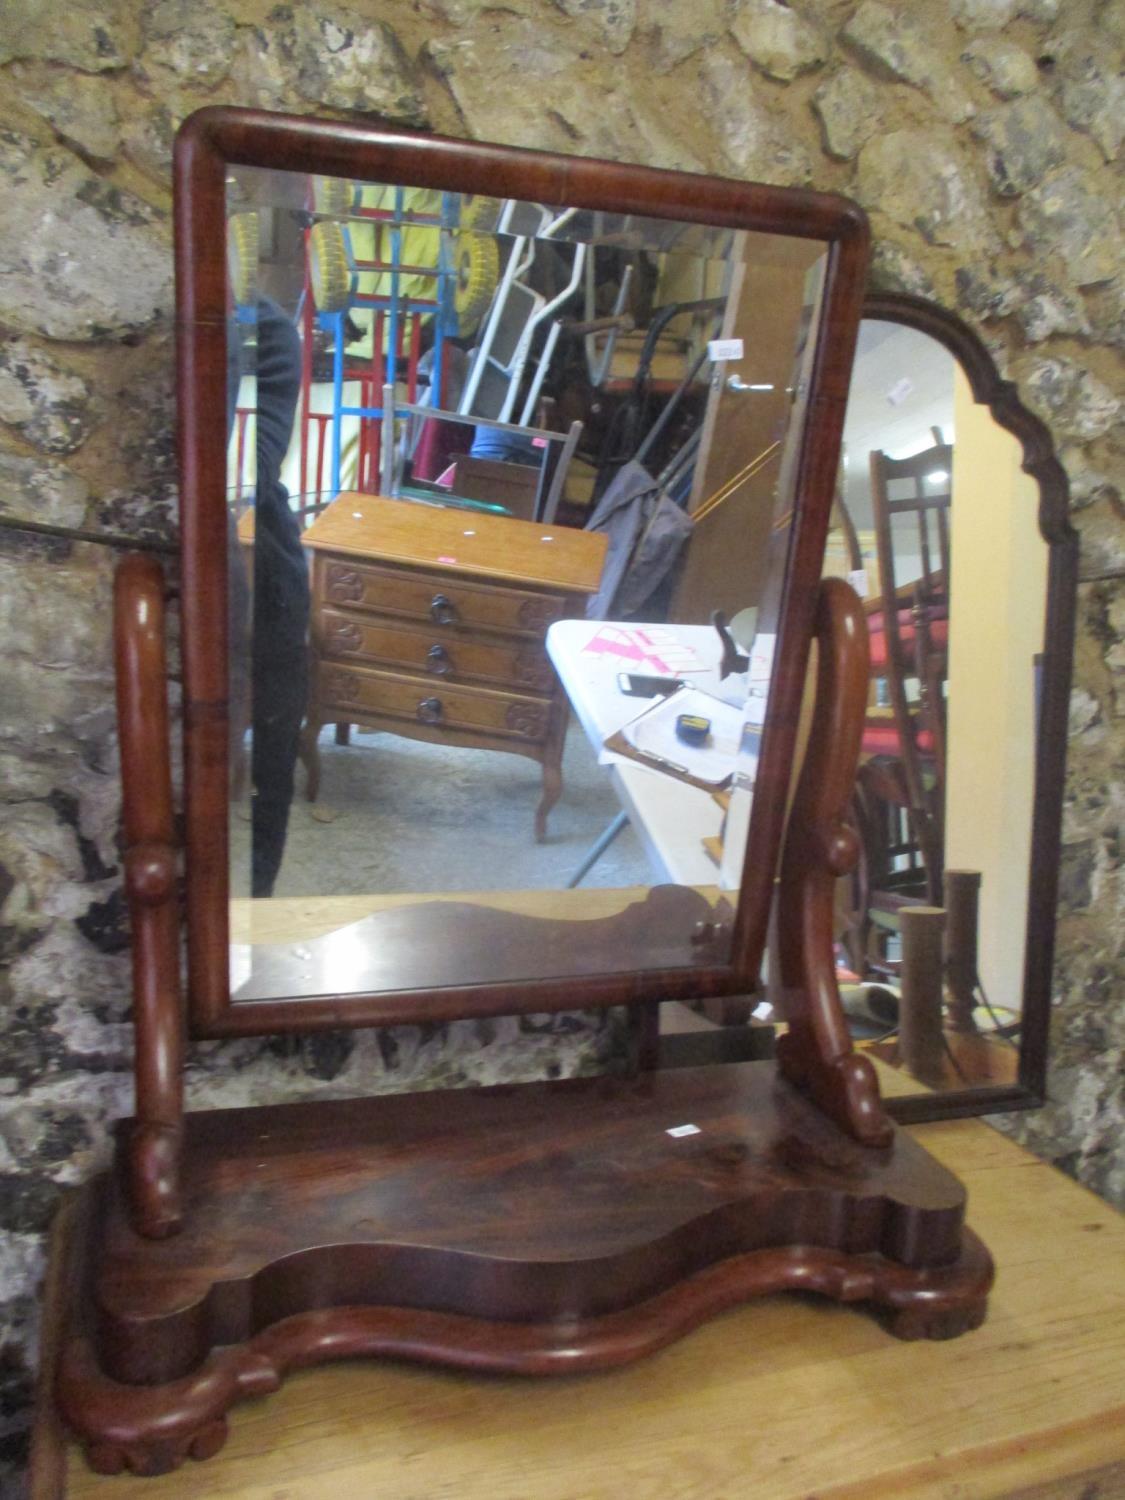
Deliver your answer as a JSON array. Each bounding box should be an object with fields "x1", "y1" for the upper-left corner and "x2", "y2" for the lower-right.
[{"x1": 231, "y1": 721, "x2": 653, "y2": 899}]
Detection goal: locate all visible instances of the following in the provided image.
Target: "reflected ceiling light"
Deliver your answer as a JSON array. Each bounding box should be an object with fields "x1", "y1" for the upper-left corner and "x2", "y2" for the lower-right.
[{"x1": 926, "y1": 469, "x2": 949, "y2": 484}]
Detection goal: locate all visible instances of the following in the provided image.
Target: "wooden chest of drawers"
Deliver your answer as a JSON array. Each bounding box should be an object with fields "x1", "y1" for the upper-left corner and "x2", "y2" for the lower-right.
[{"x1": 301, "y1": 494, "x2": 607, "y2": 840}]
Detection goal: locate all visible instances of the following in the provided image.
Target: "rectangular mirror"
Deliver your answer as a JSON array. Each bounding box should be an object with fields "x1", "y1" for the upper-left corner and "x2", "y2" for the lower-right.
[{"x1": 176, "y1": 109, "x2": 869, "y2": 1035}]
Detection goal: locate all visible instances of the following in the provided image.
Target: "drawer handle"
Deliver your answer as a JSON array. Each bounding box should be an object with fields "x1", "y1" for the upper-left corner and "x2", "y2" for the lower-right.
[
  {"x1": 427, "y1": 644, "x2": 453, "y2": 676},
  {"x1": 430, "y1": 592, "x2": 459, "y2": 625},
  {"x1": 417, "y1": 696, "x2": 444, "y2": 724}
]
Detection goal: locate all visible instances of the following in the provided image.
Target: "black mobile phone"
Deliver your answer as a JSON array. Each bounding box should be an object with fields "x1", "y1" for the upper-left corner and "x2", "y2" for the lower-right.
[{"x1": 617, "y1": 672, "x2": 682, "y2": 698}]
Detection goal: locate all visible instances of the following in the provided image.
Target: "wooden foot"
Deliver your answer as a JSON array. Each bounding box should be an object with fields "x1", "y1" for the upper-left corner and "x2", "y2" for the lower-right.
[{"x1": 84, "y1": 1418, "x2": 230, "y2": 1479}]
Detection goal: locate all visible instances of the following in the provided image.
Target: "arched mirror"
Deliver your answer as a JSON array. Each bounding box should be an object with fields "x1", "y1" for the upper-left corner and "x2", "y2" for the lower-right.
[{"x1": 824, "y1": 294, "x2": 1076, "y2": 1120}]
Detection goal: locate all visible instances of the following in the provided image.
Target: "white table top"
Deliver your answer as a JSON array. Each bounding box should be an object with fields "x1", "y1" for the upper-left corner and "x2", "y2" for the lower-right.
[{"x1": 546, "y1": 620, "x2": 736, "y2": 888}]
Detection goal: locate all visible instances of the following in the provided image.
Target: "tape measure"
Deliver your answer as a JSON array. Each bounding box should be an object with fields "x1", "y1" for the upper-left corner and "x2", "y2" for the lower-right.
[{"x1": 675, "y1": 713, "x2": 712, "y2": 747}]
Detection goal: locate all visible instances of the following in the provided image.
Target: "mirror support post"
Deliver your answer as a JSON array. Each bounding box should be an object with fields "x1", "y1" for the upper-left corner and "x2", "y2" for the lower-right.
[
  {"x1": 115, "y1": 555, "x2": 185, "y2": 1238},
  {"x1": 775, "y1": 578, "x2": 893, "y2": 1148}
]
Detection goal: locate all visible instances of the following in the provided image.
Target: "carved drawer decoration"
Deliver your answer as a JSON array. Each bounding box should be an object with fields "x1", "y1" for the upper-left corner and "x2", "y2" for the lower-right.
[
  {"x1": 326, "y1": 620, "x2": 363, "y2": 654},
  {"x1": 517, "y1": 597, "x2": 564, "y2": 631},
  {"x1": 321, "y1": 666, "x2": 362, "y2": 704},
  {"x1": 511, "y1": 649, "x2": 555, "y2": 693},
  {"x1": 505, "y1": 702, "x2": 548, "y2": 738},
  {"x1": 325, "y1": 566, "x2": 364, "y2": 605}
]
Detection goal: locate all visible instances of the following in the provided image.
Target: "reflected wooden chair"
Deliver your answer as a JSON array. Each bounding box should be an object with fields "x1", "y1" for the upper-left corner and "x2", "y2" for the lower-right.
[{"x1": 847, "y1": 438, "x2": 952, "y2": 975}]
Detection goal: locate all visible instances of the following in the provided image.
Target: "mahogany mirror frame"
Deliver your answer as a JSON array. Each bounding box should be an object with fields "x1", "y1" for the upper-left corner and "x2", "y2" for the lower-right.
[
  {"x1": 173, "y1": 106, "x2": 871, "y2": 1039},
  {"x1": 861, "y1": 291, "x2": 1077, "y2": 1126}
]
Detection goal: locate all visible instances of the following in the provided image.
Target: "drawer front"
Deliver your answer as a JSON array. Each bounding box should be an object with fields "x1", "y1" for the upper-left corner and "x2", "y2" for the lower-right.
[
  {"x1": 317, "y1": 662, "x2": 552, "y2": 743},
  {"x1": 320, "y1": 558, "x2": 567, "y2": 637},
  {"x1": 317, "y1": 609, "x2": 556, "y2": 695}
]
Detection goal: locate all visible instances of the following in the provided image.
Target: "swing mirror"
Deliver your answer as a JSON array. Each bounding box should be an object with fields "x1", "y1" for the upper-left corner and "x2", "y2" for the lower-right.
[{"x1": 180, "y1": 108, "x2": 872, "y2": 1038}]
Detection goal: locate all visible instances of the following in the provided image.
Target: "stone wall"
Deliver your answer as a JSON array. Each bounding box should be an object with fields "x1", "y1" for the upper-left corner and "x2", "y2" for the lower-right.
[{"x1": 0, "y1": 0, "x2": 1121, "y2": 1484}]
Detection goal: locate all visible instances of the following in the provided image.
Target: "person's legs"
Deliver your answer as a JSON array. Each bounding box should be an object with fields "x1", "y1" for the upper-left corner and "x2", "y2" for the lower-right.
[
  {"x1": 250, "y1": 298, "x2": 309, "y2": 898},
  {"x1": 250, "y1": 650, "x2": 307, "y2": 898}
]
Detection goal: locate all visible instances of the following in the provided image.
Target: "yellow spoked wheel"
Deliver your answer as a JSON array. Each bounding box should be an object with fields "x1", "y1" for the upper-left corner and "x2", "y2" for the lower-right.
[
  {"x1": 453, "y1": 231, "x2": 499, "y2": 336},
  {"x1": 311, "y1": 175, "x2": 354, "y2": 216},
  {"x1": 227, "y1": 212, "x2": 259, "y2": 308},
  {"x1": 459, "y1": 194, "x2": 502, "y2": 232},
  {"x1": 307, "y1": 220, "x2": 352, "y2": 312}
]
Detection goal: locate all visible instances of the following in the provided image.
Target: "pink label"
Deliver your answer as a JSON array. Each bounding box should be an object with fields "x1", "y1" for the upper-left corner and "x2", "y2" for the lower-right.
[
  {"x1": 580, "y1": 625, "x2": 703, "y2": 675},
  {"x1": 437, "y1": 554, "x2": 457, "y2": 564}
]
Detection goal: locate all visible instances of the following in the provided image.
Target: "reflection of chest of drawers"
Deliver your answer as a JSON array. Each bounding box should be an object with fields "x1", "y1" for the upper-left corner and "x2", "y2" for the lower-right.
[{"x1": 301, "y1": 493, "x2": 607, "y2": 840}]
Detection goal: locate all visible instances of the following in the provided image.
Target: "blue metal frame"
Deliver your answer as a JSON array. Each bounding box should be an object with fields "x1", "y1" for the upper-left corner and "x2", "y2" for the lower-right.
[{"x1": 323, "y1": 189, "x2": 462, "y2": 499}]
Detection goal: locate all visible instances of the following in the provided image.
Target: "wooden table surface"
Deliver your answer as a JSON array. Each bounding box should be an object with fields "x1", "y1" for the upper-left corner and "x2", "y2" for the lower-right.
[{"x1": 45, "y1": 1111, "x2": 1124, "y2": 1500}]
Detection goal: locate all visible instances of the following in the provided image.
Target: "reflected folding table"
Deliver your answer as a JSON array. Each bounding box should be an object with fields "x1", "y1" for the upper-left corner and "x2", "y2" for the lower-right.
[{"x1": 546, "y1": 619, "x2": 731, "y2": 887}]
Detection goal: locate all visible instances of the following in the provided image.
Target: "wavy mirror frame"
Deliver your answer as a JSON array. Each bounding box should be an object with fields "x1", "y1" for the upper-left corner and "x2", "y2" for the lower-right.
[
  {"x1": 174, "y1": 107, "x2": 871, "y2": 1038},
  {"x1": 863, "y1": 291, "x2": 1077, "y2": 1126}
]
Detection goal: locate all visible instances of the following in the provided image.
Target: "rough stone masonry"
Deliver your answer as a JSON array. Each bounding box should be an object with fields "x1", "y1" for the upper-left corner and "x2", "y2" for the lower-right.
[{"x1": 0, "y1": 0, "x2": 1122, "y2": 1486}]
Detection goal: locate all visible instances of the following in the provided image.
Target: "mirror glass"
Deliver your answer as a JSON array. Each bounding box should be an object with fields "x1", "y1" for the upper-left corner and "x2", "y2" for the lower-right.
[
  {"x1": 223, "y1": 164, "x2": 829, "y2": 1002},
  {"x1": 824, "y1": 318, "x2": 1049, "y2": 1094}
]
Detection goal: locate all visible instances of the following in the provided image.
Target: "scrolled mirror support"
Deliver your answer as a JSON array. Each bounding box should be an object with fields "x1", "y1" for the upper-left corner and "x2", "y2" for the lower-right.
[{"x1": 114, "y1": 554, "x2": 185, "y2": 1238}]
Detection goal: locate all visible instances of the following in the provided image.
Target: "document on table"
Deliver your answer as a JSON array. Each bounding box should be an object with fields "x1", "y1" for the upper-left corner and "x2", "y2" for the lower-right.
[
  {"x1": 579, "y1": 624, "x2": 709, "y2": 675},
  {"x1": 603, "y1": 686, "x2": 742, "y2": 787}
]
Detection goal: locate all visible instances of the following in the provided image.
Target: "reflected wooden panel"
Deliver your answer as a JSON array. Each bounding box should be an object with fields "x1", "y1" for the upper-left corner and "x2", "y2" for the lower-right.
[
  {"x1": 863, "y1": 1032, "x2": 1019, "y2": 1091},
  {"x1": 230, "y1": 886, "x2": 661, "y2": 944},
  {"x1": 233, "y1": 885, "x2": 733, "y2": 1001}
]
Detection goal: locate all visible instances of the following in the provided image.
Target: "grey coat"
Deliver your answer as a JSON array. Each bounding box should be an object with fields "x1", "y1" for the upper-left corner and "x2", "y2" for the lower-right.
[{"x1": 584, "y1": 461, "x2": 693, "y2": 619}]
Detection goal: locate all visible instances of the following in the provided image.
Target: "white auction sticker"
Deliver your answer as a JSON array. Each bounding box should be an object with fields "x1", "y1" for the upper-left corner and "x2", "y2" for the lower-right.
[
  {"x1": 708, "y1": 337, "x2": 744, "y2": 362},
  {"x1": 886, "y1": 376, "x2": 914, "y2": 406},
  {"x1": 748, "y1": 632, "x2": 776, "y2": 683},
  {"x1": 666, "y1": 1124, "x2": 702, "y2": 1138}
]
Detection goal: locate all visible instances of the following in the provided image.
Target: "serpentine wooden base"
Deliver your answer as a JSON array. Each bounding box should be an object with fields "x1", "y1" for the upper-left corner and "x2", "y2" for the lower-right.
[{"x1": 57, "y1": 1062, "x2": 992, "y2": 1477}]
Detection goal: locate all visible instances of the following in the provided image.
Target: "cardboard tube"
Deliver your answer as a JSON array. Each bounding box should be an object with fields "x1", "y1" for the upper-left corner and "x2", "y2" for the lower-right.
[
  {"x1": 944, "y1": 870, "x2": 982, "y2": 1033},
  {"x1": 899, "y1": 906, "x2": 946, "y2": 1086}
]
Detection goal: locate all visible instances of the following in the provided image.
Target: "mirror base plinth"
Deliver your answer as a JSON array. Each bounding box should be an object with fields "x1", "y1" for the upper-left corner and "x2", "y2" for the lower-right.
[{"x1": 55, "y1": 1061, "x2": 992, "y2": 1476}]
